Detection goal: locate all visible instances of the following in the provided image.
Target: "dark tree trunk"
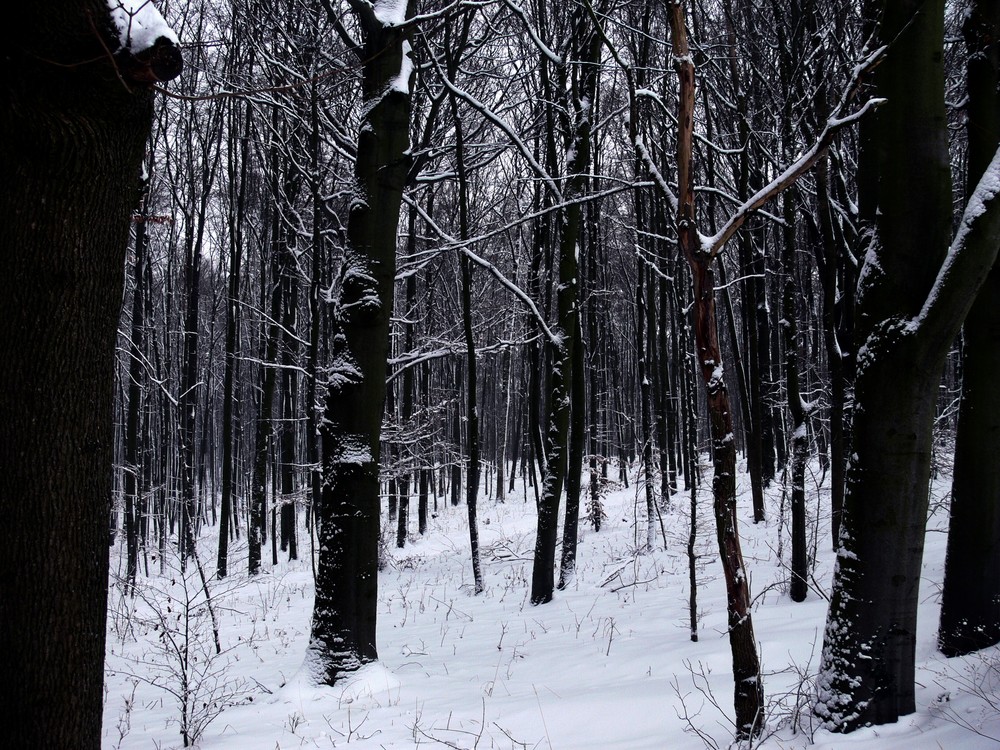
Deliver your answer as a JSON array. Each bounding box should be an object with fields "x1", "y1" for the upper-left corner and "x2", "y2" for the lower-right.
[
  {"x1": 818, "y1": 0, "x2": 1000, "y2": 730},
  {"x1": 780, "y1": 190, "x2": 808, "y2": 603},
  {"x1": 449, "y1": 41, "x2": 485, "y2": 591},
  {"x1": 218, "y1": 98, "x2": 249, "y2": 579},
  {"x1": 249, "y1": 191, "x2": 283, "y2": 576},
  {"x1": 585, "y1": 209, "x2": 604, "y2": 531},
  {"x1": 175, "y1": 94, "x2": 221, "y2": 570},
  {"x1": 559, "y1": 312, "x2": 587, "y2": 587},
  {"x1": 814, "y1": 153, "x2": 854, "y2": 550},
  {"x1": 308, "y1": 1, "x2": 413, "y2": 684},
  {"x1": 124, "y1": 180, "x2": 151, "y2": 592},
  {"x1": 938, "y1": 0, "x2": 1000, "y2": 658},
  {"x1": 636, "y1": 233, "x2": 658, "y2": 552},
  {"x1": 0, "y1": 3, "x2": 179, "y2": 746},
  {"x1": 774, "y1": 9, "x2": 809, "y2": 602},
  {"x1": 279, "y1": 249, "x2": 299, "y2": 561},
  {"x1": 530, "y1": 7, "x2": 600, "y2": 605},
  {"x1": 723, "y1": 0, "x2": 766, "y2": 523},
  {"x1": 305, "y1": 80, "x2": 325, "y2": 546},
  {"x1": 178, "y1": 217, "x2": 203, "y2": 568},
  {"x1": 450, "y1": 365, "x2": 463, "y2": 508}
]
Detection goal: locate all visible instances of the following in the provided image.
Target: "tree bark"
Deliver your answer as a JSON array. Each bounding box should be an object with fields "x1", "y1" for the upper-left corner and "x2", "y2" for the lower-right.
[
  {"x1": 449, "y1": 38, "x2": 485, "y2": 591},
  {"x1": 218, "y1": 93, "x2": 249, "y2": 579},
  {"x1": 124, "y1": 180, "x2": 152, "y2": 592},
  {"x1": 817, "y1": 0, "x2": 1000, "y2": 729},
  {"x1": 938, "y1": 0, "x2": 1000, "y2": 658},
  {"x1": 0, "y1": 2, "x2": 179, "y2": 746},
  {"x1": 530, "y1": 6, "x2": 601, "y2": 605},
  {"x1": 308, "y1": 0, "x2": 414, "y2": 684},
  {"x1": 669, "y1": 2, "x2": 763, "y2": 737}
]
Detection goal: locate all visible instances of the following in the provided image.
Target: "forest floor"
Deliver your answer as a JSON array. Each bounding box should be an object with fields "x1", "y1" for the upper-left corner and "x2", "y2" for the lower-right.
[{"x1": 102, "y1": 454, "x2": 1000, "y2": 749}]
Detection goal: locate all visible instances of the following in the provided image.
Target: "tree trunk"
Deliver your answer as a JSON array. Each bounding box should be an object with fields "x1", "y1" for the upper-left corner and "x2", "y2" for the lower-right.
[
  {"x1": 178, "y1": 215, "x2": 203, "y2": 568},
  {"x1": 938, "y1": 0, "x2": 1000, "y2": 658},
  {"x1": 530, "y1": 8, "x2": 601, "y2": 605},
  {"x1": 249, "y1": 181, "x2": 283, "y2": 576},
  {"x1": 308, "y1": 0, "x2": 413, "y2": 684},
  {"x1": 816, "y1": 0, "x2": 1000, "y2": 730},
  {"x1": 559, "y1": 312, "x2": 587, "y2": 586},
  {"x1": 774, "y1": 10, "x2": 809, "y2": 602},
  {"x1": 279, "y1": 248, "x2": 299, "y2": 561},
  {"x1": 218, "y1": 95, "x2": 249, "y2": 579},
  {"x1": 124, "y1": 180, "x2": 151, "y2": 592},
  {"x1": 669, "y1": 3, "x2": 763, "y2": 737},
  {"x1": 450, "y1": 48, "x2": 485, "y2": 592},
  {"x1": 780, "y1": 191, "x2": 809, "y2": 603},
  {"x1": 0, "y1": 3, "x2": 179, "y2": 745}
]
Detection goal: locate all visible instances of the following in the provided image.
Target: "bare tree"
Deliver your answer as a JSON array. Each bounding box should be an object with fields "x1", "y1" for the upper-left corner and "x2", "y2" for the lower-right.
[{"x1": 308, "y1": 0, "x2": 415, "y2": 684}]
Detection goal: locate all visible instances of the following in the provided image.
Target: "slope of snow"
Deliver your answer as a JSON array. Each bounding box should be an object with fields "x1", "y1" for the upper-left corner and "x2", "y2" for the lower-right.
[{"x1": 103, "y1": 458, "x2": 1000, "y2": 748}]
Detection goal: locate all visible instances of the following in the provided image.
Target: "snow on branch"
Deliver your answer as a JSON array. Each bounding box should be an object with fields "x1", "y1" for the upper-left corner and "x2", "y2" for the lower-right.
[
  {"x1": 107, "y1": 0, "x2": 182, "y2": 83},
  {"x1": 501, "y1": 0, "x2": 563, "y2": 65},
  {"x1": 701, "y1": 45, "x2": 888, "y2": 259},
  {"x1": 461, "y1": 246, "x2": 559, "y2": 346},
  {"x1": 374, "y1": 0, "x2": 409, "y2": 26},
  {"x1": 910, "y1": 145, "x2": 1000, "y2": 341},
  {"x1": 635, "y1": 138, "x2": 679, "y2": 216},
  {"x1": 424, "y1": 45, "x2": 563, "y2": 202},
  {"x1": 108, "y1": 0, "x2": 177, "y2": 52}
]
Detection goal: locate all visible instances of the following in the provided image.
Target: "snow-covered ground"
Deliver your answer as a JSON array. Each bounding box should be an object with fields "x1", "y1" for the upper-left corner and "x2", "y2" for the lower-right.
[{"x1": 103, "y1": 458, "x2": 1000, "y2": 748}]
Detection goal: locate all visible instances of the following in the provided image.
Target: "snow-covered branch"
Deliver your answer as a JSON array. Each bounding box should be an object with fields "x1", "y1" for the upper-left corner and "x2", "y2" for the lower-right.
[
  {"x1": 910, "y1": 145, "x2": 1000, "y2": 344},
  {"x1": 107, "y1": 0, "x2": 183, "y2": 84},
  {"x1": 702, "y1": 45, "x2": 888, "y2": 259},
  {"x1": 702, "y1": 97, "x2": 883, "y2": 258}
]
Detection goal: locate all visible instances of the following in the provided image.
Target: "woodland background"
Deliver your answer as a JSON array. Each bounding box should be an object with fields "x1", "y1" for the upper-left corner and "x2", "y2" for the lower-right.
[{"x1": 2, "y1": 0, "x2": 999, "y2": 747}]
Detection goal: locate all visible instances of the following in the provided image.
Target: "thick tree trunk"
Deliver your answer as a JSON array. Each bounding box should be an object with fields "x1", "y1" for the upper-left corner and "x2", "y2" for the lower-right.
[
  {"x1": 0, "y1": 2, "x2": 178, "y2": 746},
  {"x1": 938, "y1": 0, "x2": 1000, "y2": 658},
  {"x1": 308, "y1": 1, "x2": 413, "y2": 684},
  {"x1": 819, "y1": 336, "x2": 943, "y2": 727},
  {"x1": 818, "y1": 0, "x2": 981, "y2": 730}
]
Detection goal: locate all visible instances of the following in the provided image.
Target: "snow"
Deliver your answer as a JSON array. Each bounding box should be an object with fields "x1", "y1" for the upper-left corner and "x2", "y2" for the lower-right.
[
  {"x1": 107, "y1": 0, "x2": 178, "y2": 53},
  {"x1": 103, "y1": 459, "x2": 1000, "y2": 749},
  {"x1": 332, "y1": 433, "x2": 374, "y2": 465},
  {"x1": 374, "y1": 0, "x2": 408, "y2": 27},
  {"x1": 388, "y1": 41, "x2": 414, "y2": 95}
]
